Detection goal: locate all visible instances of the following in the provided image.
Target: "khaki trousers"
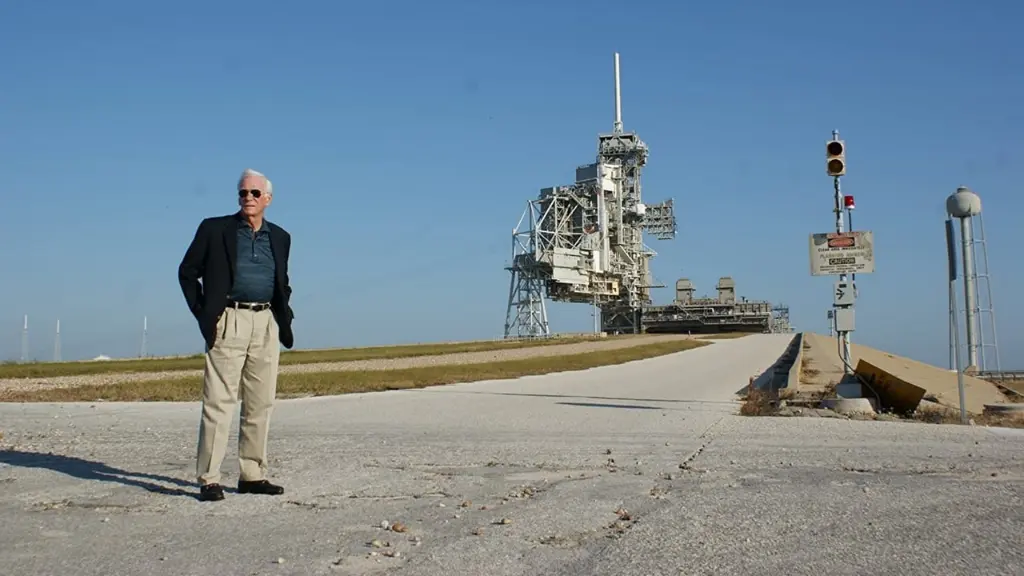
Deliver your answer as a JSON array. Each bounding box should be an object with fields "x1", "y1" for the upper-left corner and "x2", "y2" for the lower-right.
[{"x1": 196, "y1": 306, "x2": 280, "y2": 485}]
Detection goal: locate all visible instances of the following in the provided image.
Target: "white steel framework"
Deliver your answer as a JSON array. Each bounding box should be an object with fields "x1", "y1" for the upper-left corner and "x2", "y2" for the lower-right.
[
  {"x1": 947, "y1": 209, "x2": 1001, "y2": 372},
  {"x1": 504, "y1": 205, "x2": 551, "y2": 338}
]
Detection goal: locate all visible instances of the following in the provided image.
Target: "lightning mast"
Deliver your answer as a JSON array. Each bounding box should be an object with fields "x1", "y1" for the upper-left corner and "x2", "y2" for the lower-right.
[
  {"x1": 53, "y1": 319, "x2": 61, "y2": 362},
  {"x1": 20, "y1": 314, "x2": 29, "y2": 362},
  {"x1": 140, "y1": 315, "x2": 149, "y2": 358}
]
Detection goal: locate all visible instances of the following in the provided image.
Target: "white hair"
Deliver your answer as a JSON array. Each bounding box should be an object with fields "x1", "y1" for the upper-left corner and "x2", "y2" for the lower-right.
[{"x1": 238, "y1": 168, "x2": 273, "y2": 195}]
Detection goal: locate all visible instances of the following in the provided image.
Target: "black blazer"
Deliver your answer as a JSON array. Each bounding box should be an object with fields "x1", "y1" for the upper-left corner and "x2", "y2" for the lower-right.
[{"x1": 178, "y1": 212, "x2": 294, "y2": 350}]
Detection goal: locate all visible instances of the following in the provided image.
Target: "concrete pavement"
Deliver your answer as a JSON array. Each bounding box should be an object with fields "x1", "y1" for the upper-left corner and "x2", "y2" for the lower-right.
[{"x1": 1, "y1": 334, "x2": 1021, "y2": 575}]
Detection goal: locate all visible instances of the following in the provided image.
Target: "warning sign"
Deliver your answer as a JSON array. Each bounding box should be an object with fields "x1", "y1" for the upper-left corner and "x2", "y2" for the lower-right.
[{"x1": 809, "y1": 231, "x2": 875, "y2": 276}]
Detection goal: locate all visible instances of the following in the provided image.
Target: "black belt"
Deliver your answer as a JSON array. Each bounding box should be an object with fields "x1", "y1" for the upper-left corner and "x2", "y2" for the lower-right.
[{"x1": 227, "y1": 301, "x2": 271, "y2": 311}]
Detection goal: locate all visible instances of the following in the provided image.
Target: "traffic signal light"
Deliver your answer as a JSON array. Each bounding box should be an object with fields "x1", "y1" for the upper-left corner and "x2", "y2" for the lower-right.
[{"x1": 826, "y1": 139, "x2": 846, "y2": 176}]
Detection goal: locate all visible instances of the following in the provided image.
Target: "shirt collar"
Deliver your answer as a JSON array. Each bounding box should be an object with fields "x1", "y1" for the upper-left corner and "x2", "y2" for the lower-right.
[{"x1": 235, "y1": 211, "x2": 267, "y2": 233}]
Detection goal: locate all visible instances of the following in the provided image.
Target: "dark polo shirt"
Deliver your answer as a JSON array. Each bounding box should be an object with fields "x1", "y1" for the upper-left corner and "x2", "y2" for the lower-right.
[{"x1": 229, "y1": 215, "x2": 276, "y2": 303}]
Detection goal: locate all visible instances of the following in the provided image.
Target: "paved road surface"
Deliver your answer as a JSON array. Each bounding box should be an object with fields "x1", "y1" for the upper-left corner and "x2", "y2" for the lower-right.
[
  {"x1": 0, "y1": 334, "x2": 695, "y2": 392},
  {"x1": 1, "y1": 334, "x2": 1021, "y2": 576}
]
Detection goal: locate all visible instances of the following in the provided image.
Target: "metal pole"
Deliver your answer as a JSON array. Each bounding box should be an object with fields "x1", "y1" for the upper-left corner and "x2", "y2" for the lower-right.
[
  {"x1": 847, "y1": 208, "x2": 856, "y2": 284},
  {"x1": 947, "y1": 218, "x2": 958, "y2": 370},
  {"x1": 949, "y1": 286, "x2": 955, "y2": 371},
  {"x1": 613, "y1": 53, "x2": 623, "y2": 133},
  {"x1": 959, "y1": 215, "x2": 979, "y2": 369},
  {"x1": 53, "y1": 319, "x2": 61, "y2": 363},
  {"x1": 950, "y1": 277, "x2": 967, "y2": 424},
  {"x1": 831, "y1": 134, "x2": 852, "y2": 374},
  {"x1": 141, "y1": 315, "x2": 148, "y2": 358},
  {"x1": 21, "y1": 314, "x2": 29, "y2": 363},
  {"x1": 946, "y1": 218, "x2": 968, "y2": 424}
]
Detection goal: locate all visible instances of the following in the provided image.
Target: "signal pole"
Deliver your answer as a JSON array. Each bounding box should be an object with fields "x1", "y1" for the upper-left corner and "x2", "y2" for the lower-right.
[
  {"x1": 826, "y1": 131, "x2": 854, "y2": 375},
  {"x1": 811, "y1": 131, "x2": 874, "y2": 395}
]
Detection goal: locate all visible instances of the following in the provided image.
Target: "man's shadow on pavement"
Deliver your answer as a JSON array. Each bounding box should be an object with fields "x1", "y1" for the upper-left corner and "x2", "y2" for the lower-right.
[{"x1": 0, "y1": 449, "x2": 199, "y2": 499}]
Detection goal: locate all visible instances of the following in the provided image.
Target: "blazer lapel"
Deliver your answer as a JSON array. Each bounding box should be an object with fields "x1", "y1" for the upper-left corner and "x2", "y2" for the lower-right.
[
  {"x1": 223, "y1": 218, "x2": 238, "y2": 282},
  {"x1": 268, "y1": 223, "x2": 285, "y2": 282}
]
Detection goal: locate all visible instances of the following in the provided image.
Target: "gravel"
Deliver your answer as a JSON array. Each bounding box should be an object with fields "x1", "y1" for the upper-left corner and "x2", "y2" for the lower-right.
[{"x1": 0, "y1": 334, "x2": 695, "y2": 393}]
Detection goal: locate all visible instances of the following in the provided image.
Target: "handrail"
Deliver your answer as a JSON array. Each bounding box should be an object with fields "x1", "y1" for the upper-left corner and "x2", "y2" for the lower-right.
[{"x1": 976, "y1": 370, "x2": 1024, "y2": 381}]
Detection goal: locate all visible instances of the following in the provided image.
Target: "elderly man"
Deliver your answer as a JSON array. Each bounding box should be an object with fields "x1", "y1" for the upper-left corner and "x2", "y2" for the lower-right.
[{"x1": 178, "y1": 168, "x2": 294, "y2": 502}]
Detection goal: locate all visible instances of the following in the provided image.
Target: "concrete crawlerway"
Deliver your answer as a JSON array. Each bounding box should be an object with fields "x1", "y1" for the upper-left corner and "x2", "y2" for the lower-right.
[{"x1": 1, "y1": 334, "x2": 1022, "y2": 576}]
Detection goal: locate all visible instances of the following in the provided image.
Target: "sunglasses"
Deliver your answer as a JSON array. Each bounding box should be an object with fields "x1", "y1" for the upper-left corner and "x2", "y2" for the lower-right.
[{"x1": 238, "y1": 189, "x2": 263, "y2": 199}]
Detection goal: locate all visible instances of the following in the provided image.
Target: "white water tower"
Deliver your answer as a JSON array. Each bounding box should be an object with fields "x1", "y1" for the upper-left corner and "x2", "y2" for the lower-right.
[{"x1": 945, "y1": 186, "x2": 1000, "y2": 372}]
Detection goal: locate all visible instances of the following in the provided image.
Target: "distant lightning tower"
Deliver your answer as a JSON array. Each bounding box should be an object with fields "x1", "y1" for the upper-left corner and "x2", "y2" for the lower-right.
[
  {"x1": 503, "y1": 52, "x2": 677, "y2": 338},
  {"x1": 946, "y1": 186, "x2": 1000, "y2": 372},
  {"x1": 140, "y1": 315, "x2": 149, "y2": 358},
  {"x1": 53, "y1": 319, "x2": 61, "y2": 362},
  {"x1": 20, "y1": 314, "x2": 29, "y2": 362}
]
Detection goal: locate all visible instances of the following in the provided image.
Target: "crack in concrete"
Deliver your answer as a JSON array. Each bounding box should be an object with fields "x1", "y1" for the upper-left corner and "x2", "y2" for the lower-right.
[
  {"x1": 30, "y1": 499, "x2": 165, "y2": 514},
  {"x1": 536, "y1": 530, "x2": 596, "y2": 548},
  {"x1": 346, "y1": 491, "x2": 454, "y2": 501},
  {"x1": 677, "y1": 417, "x2": 723, "y2": 472},
  {"x1": 284, "y1": 499, "x2": 341, "y2": 510},
  {"x1": 543, "y1": 422, "x2": 731, "y2": 554},
  {"x1": 840, "y1": 464, "x2": 1018, "y2": 480}
]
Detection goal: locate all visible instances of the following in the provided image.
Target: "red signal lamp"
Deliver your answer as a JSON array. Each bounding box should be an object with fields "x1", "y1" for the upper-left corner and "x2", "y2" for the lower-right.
[{"x1": 843, "y1": 195, "x2": 855, "y2": 210}]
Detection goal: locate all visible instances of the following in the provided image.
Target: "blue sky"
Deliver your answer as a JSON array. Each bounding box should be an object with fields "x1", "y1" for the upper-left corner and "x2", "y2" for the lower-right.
[{"x1": 1, "y1": 0, "x2": 1021, "y2": 369}]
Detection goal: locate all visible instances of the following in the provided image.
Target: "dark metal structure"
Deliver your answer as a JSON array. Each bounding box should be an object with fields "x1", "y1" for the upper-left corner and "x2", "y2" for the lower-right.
[{"x1": 640, "y1": 277, "x2": 791, "y2": 334}]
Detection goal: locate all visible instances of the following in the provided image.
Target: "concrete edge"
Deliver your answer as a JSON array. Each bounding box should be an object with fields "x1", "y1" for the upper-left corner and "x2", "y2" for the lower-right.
[
  {"x1": 747, "y1": 333, "x2": 804, "y2": 393},
  {"x1": 784, "y1": 332, "x2": 805, "y2": 390}
]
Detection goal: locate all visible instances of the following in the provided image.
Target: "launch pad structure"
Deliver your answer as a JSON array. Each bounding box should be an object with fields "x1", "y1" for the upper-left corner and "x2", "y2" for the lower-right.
[
  {"x1": 502, "y1": 53, "x2": 791, "y2": 339},
  {"x1": 503, "y1": 53, "x2": 678, "y2": 338},
  {"x1": 641, "y1": 276, "x2": 792, "y2": 335}
]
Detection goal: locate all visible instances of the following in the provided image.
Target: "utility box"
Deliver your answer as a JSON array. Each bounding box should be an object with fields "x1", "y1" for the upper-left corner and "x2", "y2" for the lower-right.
[
  {"x1": 833, "y1": 281, "x2": 855, "y2": 307},
  {"x1": 834, "y1": 307, "x2": 856, "y2": 332}
]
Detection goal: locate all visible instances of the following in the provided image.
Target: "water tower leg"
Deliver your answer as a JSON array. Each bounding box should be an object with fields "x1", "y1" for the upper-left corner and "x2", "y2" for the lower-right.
[{"x1": 960, "y1": 216, "x2": 979, "y2": 370}]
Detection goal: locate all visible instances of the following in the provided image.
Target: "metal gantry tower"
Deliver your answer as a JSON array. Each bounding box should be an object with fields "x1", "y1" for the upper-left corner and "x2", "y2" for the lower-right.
[
  {"x1": 768, "y1": 304, "x2": 793, "y2": 333},
  {"x1": 502, "y1": 52, "x2": 677, "y2": 338},
  {"x1": 592, "y1": 54, "x2": 677, "y2": 333}
]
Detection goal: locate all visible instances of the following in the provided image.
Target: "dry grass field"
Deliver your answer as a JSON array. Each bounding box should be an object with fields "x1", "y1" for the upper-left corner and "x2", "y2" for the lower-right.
[
  {"x1": 0, "y1": 335, "x2": 610, "y2": 380},
  {"x1": 0, "y1": 338, "x2": 709, "y2": 402}
]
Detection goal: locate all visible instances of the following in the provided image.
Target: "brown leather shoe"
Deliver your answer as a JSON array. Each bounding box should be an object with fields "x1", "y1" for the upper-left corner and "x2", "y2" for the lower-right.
[{"x1": 237, "y1": 479, "x2": 284, "y2": 495}]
